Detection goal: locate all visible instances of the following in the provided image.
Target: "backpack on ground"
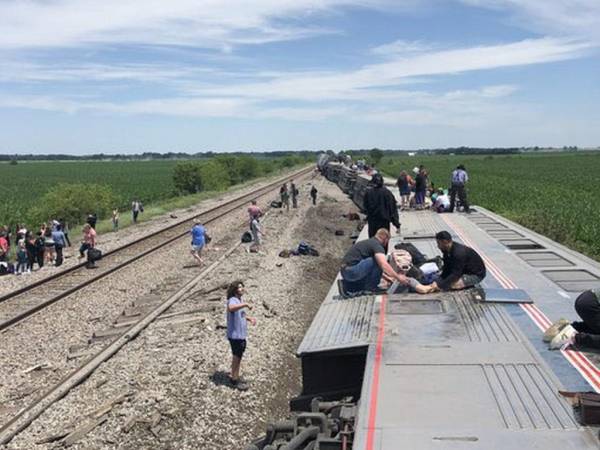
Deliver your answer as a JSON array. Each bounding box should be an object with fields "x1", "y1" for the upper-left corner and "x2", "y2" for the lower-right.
[
  {"x1": 297, "y1": 241, "x2": 319, "y2": 257},
  {"x1": 270, "y1": 201, "x2": 282, "y2": 208},
  {"x1": 88, "y1": 248, "x2": 102, "y2": 262},
  {"x1": 394, "y1": 242, "x2": 427, "y2": 266}
]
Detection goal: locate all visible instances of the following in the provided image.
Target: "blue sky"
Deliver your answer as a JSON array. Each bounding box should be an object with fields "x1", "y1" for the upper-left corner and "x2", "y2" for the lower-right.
[{"x1": 1, "y1": 0, "x2": 599, "y2": 154}]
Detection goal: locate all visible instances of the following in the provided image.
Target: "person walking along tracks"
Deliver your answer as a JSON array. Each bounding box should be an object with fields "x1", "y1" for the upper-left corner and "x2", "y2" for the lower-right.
[
  {"x1": 190, "y1": 221, "x2": 209, "y2": 267},
  {"x1": 310, "y1": 185, "x2": 318, "y2": 205}
]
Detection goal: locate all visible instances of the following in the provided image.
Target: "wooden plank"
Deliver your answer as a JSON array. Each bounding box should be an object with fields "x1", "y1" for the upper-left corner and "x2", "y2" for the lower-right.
[{"x1": 62, "y1": 415, "x2": 108, "y2": 447}]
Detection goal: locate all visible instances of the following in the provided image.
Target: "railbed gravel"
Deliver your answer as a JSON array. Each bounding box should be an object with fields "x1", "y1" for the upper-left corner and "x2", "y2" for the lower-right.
[
  {"x1": 2, "y1": 176, "x2": 359, "y2": 450},
  {"x1": 0, "y1": 170, "x2": 314, "y2": 427}
]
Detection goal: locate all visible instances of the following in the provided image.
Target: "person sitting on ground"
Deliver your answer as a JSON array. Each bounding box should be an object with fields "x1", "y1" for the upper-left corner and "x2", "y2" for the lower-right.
[
  {"x1": 190, "y1": 221, "x2": 209, "y2": 267},
  {"x1": 547, "y1": 289, "x2": 600, "y2": 350},
  {"x1": 340, "y1": 228, "x2": 409, "y2": 295},
  {"x1": 79, "y1": 223, "x2": 97, "y2": 263},
  {"x1": 428, "y1": 231, "x2": 486, "y2": 291},
  {"x1": 433, "y1": 189, "x2": 451, "y2": 213},
  {"x1": 226, "y1": 281, "x2": 256, "y2": 391},
  {"x1": 247, "y1": 200, "x2": 263, "y2": 228}
]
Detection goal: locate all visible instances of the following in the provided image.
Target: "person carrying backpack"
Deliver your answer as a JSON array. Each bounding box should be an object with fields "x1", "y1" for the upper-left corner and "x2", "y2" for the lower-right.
[
  {"x1": 79, "y1": 224, "x2": 97, "y2": 267},
  {"x1": 190, "y1": 221, "x2": 209, "y2": 267}
]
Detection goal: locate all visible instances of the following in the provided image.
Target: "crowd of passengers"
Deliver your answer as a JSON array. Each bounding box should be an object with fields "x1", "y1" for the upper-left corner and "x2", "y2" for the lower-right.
[
  {"x1": 0, "y1": 217, "x2": 100, "y2": 274},
  {"x1": 341, "y1": 168, "x2": 600, "y2": 354}
]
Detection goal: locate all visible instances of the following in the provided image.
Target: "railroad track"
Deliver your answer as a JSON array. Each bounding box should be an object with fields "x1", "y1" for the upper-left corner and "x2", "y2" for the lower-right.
[
  {"x1": 0, "y1": 166, "x2": 313, "y2": 333},
  {"x1": 0, "y1": 166, "x2": 315, "y2": 445}
]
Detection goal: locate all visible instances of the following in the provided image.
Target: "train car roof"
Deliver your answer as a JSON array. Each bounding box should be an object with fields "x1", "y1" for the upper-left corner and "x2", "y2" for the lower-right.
[{"x1": 299, "y1": 181, "x2": 600, "y2": 448}]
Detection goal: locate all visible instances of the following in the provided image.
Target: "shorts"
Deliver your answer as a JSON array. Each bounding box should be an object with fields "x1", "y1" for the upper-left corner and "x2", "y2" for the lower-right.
[
  {"x1": 461, "y1": 274, "x2": 483, "y2": 288},
  {"x1": 191, "y1": 244, "x2": 204, "y2": 253},
  {"x1": 228, "y1": 338, "x2": 246, "y2": 358}
]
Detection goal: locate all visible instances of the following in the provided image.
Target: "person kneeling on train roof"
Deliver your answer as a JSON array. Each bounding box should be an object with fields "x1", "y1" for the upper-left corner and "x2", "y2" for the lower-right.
[
  {"x1": 364, "y1": 173, "x2": 400, "y2": 238},
  {"x1": 546, "y1": 289, "x2": 600, "y2": 350},
  {"x1": 428, "y1": 231, "x2": 486, "y2": 291},
  {"x1": 341, "y1": 228, "x2": 408, "y2": 294}
]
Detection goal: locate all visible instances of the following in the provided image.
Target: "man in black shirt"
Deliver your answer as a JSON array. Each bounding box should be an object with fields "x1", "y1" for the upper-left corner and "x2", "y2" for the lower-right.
[
  {"x1": 341, "y1": 228, "x2": 408, "y2": 294},
  {"x1": 363, "y1": 174, "x2": 400, "y2": 238},
  {"x1": 430, "y1": 231, "x2": 486, "y2": 291}
]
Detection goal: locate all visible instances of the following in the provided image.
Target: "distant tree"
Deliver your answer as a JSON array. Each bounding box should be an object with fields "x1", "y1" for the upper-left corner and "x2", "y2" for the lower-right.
[
  {"x1": 173, "y1": 161, "x2": 203, "y2": 194},
  {"x1": 9, "y1": 159, "x2": 17, "y2": 165},
  {"x1": 235, "y1": 155, "x2": 260, "y2": 181},
  {"x1": 28, "y1": 183, "x2": 117, "y2": 226},
  {"x1": 199, "y1": 160, "x2": 231, "y2": 191},
  {"x1": 369, "y1": 148, "x2": 384, "y2": 166}
]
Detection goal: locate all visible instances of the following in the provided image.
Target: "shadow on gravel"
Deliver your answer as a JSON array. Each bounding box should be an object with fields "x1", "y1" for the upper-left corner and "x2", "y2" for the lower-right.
[{"x1": 210, "y1": 370, "x2": 233, "y2": 387}]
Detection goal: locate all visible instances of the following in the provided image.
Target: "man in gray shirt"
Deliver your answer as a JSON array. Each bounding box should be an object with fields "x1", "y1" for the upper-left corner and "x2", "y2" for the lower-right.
[{"x1": 341, "y1": 228, "x2": 409, "y2": 295}]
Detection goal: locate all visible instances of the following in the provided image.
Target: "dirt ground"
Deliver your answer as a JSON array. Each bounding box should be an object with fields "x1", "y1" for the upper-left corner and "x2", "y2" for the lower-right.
[{"x1": 4, "y1": 175, "x2": 360, "y2": 450}]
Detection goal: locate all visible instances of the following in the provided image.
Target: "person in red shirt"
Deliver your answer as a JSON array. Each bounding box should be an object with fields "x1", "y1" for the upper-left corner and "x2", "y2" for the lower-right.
[
  {"x1": 0, "y1": 231, "x2": 9, "y2": 263},
  {"x1": 247, "y1": 200, "x2": 263, "y2": 228}
]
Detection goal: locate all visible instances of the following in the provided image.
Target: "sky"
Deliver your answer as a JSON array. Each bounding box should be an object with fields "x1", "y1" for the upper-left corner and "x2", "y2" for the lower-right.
[{"x1": 1, "y1": 0, "x2": 599, "y2": 154}]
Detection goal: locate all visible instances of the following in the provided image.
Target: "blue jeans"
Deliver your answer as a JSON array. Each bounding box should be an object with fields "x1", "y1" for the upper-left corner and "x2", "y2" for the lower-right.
[{"x1": 341, "y1": 257, "x2": 383, "y2": 293}]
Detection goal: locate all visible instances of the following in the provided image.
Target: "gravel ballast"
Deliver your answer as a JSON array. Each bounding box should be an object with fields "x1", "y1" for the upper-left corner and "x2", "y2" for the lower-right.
[{"x1": 3, "y1": 176, "x2": 359, "y2": 450}]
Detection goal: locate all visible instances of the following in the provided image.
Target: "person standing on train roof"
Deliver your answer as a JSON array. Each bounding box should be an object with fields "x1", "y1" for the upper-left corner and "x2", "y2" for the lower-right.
[
  {"x1": 449, "y1": 164, "x2": 470, "y2": 213},
  {"x1": 340, "y1": 228, "x2": 409, "y2": 295},
  {"x1": 396, "y1": 170, "x2": 413, "y2": 210},
  {"x1": 547, "y1": 289, "x2": 600, "y2": 350},
  {"x1": 414, "y1": 167, "x2": 428, "y2": 210},
  {"x1": 363, "y1": 173, "x2": 400, "y2": 238},
  {"x1": 428, "y1": 231, "x2": 486, "y2": 291}
]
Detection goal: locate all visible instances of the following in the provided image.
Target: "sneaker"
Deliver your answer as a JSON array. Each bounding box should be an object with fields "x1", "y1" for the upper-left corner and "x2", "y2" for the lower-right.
[
  {"x1": 549, "y1": 325, "x2": 577, "y2": 350},
  {"x1": 543, "y1": 318, "x2": 571, "y2": 342},
  {"x1": 230, "y1": 379, "x2": 249, "y2": 391}
]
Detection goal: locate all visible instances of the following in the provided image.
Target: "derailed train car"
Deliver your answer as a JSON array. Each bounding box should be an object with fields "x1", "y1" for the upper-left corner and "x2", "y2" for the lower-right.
[{"x1": 246, "y1": 156, "x2": 600, "y2": 450}]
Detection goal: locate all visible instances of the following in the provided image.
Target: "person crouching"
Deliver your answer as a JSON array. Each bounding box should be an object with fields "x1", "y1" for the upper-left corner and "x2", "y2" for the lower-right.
[{"x1": 340, "y1": 228, "x2": 408, "y2": 295}]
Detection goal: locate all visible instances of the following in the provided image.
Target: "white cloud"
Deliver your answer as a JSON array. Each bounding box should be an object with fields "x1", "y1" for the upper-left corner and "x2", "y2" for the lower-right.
[
  {"x1": 186, "y1": 37, "x2": 590, "y2": 102},
  {"x1": 460, "y1": 0, "x2": 600, "y2": 40},
  {"x1": 371, "y1": 39, "x2": 437, "y2": 56},
  {"x1": 0, "y1": 0, "x2": 400, "y2": 50}
]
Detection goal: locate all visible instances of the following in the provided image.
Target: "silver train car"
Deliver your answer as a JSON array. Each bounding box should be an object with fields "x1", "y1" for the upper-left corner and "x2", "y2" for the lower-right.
[{"x1": 246, "y1": 160, "x2": 600, "y2": 450}]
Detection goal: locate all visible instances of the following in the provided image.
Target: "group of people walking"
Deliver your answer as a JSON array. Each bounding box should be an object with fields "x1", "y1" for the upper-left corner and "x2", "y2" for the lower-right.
[{"x1": 0, "y1": 220, "x2": 70, "y2": 274}]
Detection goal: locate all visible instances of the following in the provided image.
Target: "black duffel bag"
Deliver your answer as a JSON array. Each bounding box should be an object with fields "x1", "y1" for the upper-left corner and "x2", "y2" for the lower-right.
[{"x1": 87, "y1": 248, "x2": 103, "y2": 262}]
